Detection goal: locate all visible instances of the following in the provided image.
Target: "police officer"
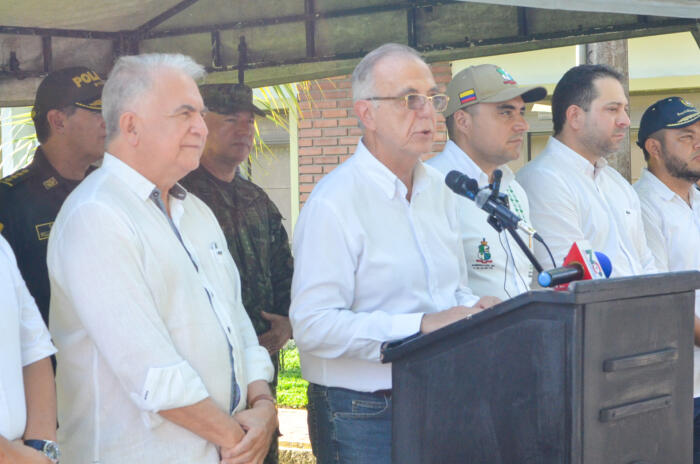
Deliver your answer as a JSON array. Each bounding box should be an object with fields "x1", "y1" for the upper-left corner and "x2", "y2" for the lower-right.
[
  {"x1": 0, "y1": 66, "x2": 106, "y2": 325},
  {"x1": 180, "y1": 83, "x2": 293, "y2": 464}
]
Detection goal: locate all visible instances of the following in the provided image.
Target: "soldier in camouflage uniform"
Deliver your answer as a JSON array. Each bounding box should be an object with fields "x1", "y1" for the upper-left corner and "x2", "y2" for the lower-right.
[
  {"x1": 0, "y1": 66, "x2": 105, "y2": 327},
  {"x1": 181, "y1": 83, "x2": 293, "y2": 464}
]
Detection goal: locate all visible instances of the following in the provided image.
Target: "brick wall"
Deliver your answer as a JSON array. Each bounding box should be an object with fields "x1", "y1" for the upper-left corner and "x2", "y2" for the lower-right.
[{"x1": 297, "y1": 61, "x2": 452, "y2": 204}]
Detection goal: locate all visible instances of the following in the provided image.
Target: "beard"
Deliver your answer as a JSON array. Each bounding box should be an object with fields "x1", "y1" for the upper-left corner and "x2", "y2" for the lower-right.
[
  {"x1": 661, "y1": 148, "x2": 700, "y2": 183},
  {"x1": 580, "y1": 123, "x2": 626, "y2": 159}
]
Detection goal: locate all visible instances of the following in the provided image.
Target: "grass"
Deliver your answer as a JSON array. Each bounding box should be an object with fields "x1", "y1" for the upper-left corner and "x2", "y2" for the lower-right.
[{"x1": 277, "y1": 341, "x2": 308, "y2": 409}]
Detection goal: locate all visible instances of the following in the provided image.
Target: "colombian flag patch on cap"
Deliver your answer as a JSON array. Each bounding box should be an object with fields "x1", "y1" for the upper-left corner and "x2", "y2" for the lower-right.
[{"x1": 459, "y1": 89, "x2": 476, "y2": 104}]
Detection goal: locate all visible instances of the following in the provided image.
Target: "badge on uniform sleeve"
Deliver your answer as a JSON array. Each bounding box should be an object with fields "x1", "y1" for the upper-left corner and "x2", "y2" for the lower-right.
[
  {"x1": 0, "y1": 222, "x2": 3, "y2": 233},
  {"x1": 35, "y1": 222, "x2": 53, "y2": 240}
]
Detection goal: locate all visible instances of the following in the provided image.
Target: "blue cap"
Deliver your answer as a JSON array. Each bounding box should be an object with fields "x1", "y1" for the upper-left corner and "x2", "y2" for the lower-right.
[{"x1": 637, "y1": 97, "x2": 700, "y2": 149}]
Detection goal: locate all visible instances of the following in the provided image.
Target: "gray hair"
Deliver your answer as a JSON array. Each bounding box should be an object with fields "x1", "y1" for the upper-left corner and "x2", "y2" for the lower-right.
[
  {"x1": 351, "y1": 43, "x2": 424, "y2": 102},
  {"x1": 102, "y1": 53, "x2": 206, "y2": 143}
]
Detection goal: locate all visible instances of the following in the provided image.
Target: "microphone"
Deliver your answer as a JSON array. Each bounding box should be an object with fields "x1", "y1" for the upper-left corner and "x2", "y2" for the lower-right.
[
  {"x1": 445, "y1": 170, "x2": 537, "y2": 237},
  {"x1": 445, "y1": 170, "x2": 479, "y2": 200},
  {"x1": 538, "y1": 242, "x2": 612, "y2": 289},
  {"x1": 474, "y1": 189, "x2": 538, "y2": 237}
]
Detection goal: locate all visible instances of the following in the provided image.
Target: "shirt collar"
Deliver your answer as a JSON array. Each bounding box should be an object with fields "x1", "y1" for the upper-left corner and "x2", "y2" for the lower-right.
[
  {"x1": 640, "y1": 168, "x2": 700, "y2": 208},
  {"x1": 191, "y1": 165, "x2": 236, "y2": 207},
  {"x1": 354, "y1": 138, "x2": 431, "y2": 200},
  {"x1": 547, "y1": 137, "x2": 608, "y2": 180},
  {"x1": 441, "y1": 140, "x2": 515, "y2": 188},
  {"x1": 638, "y1": 168, "x2": 676, "y2": 202},
  {"x1": 31, "y1": 146, "x2": 80, "y2": 189},
  {"x1": 101, "y1": 153, "x2": 188, "y2": 202}
]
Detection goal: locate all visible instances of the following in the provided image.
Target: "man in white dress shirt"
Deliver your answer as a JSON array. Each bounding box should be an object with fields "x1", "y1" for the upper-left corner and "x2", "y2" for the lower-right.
[
  {"x1": 516, "y1": 64, "x2": 656, "y2": 276},
  {"x1": 427, "y1": 64, "x2": 546, "y2": 299},
  {"x1": 632, "y1": 96, "x2": 700, "y2": 463},
  {"x1": 47, "y1": 54, "x2": 276, "y2": 464},
  {"x1": 0, "y1": 235, "x2": 57, "y2": 464},
  {"x1": 290, "y1": 43, "x2": 499, "y2": 464}
]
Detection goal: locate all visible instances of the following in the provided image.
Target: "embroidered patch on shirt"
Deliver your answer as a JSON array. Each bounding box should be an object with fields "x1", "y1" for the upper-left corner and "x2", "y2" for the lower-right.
[
  {"x1": 472, "y1": 238, "x2": 495, "y2": 270},
  {"x1": 35, "y1": 222, "x2": 53, "y2": 241}
]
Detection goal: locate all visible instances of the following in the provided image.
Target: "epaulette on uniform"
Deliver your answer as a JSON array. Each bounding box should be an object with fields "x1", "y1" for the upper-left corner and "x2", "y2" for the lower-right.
[{"x1": 0, "y1": 167, "x2": 34, "y2": 189}]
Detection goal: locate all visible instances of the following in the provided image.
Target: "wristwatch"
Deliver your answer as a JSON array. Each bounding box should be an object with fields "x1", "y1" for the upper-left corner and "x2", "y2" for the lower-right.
[{"x1": 24, "y1": 439, "x2": 60, "y2": 463}]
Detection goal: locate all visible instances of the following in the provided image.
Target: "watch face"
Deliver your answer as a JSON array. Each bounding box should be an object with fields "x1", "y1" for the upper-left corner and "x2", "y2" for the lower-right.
[{"x1": 43, "y1": 441, "x2": 60, "y2": 460}]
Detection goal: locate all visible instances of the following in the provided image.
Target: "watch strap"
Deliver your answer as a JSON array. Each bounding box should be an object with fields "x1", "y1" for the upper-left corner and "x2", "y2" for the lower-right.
[
  {"x1": 23, "y1": 440, "x2": 48, "y2": 452},
  {"x1": 23, "y1": 439, "x2": 59, "y2": 463}
]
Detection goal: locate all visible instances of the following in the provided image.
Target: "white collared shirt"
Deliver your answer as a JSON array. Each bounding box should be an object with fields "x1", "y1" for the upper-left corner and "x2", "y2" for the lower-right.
[
  {"x1": 427, "y1": 140, "x2": 533, "y2": 299},
  {"x1": 48, "y1": 154, "x2": 273, "y2": 463},
  {"x1": 0, "y1": 236, "x2": 56, "y2": 441},
  {"x1": 634, "y1": 168, "x2": 700, "y2": 396},
  {"x1": 516, "y1": 137, "x2": 656, "y2": 277},
  {"x1": 290, "y1": 140, "x2": 479, "y2": 392}
]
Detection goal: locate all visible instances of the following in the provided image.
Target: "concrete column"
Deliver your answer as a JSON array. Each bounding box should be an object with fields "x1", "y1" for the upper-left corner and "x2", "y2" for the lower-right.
[{"x1": 583, "y1": 40, "x2": 631, "y2": 181}]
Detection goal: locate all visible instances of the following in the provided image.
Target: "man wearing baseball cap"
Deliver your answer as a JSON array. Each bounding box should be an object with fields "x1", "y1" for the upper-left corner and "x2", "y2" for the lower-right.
[
  {"x1": 180, "y1": 83, "x2": 293, "y2": 464},
  {"x1": 632, "y1": 96, "x2": 700, "y2": 462},
  {"x1": 427, "y1": 64, "x2": 546, "y2": 298},
  {"x1": 0, "y1": 66, "x2": 106, "y2": 327}
]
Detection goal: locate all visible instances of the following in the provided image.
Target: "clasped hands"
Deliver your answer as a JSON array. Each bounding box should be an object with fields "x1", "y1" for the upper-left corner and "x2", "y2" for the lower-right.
[{"x1": 219, "y1": 400, "x2": 278, "y2": 464}]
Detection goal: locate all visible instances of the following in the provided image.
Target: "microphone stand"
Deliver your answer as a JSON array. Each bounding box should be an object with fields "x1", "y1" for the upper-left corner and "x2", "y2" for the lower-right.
[{"x1": 486, "y1": 170, "x2": 544, "y2": 274}]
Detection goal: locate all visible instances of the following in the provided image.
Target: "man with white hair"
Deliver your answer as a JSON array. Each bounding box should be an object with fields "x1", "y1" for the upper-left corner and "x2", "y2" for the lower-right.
[
  {"x1": 48, "y1": 54, "x2": 277, "y2": 464},
  {"x1": 290, "y1": 43, "x2": 499, "y2": 463}
]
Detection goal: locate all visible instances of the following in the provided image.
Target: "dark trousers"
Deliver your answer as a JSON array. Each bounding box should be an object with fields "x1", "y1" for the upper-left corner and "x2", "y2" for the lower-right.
[{"x1": 307, "y1": 383, "x2": 392, "y2": 464}]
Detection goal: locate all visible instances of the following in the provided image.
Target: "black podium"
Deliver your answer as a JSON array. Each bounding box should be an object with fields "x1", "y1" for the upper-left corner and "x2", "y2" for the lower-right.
[{"x1": 381, "y1": 271, "x2": 700, "y2": 464}]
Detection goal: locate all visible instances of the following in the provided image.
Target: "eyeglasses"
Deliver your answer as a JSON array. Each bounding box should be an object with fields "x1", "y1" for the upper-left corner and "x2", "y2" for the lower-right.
[{"x1": 365, "y1": 93, "x2": 449, "y2": 112}]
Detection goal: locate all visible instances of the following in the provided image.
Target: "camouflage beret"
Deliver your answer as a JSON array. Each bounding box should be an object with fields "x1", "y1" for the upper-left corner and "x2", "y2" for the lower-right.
[{"x1": 200, "y1": 83, "x2": 265, "y2": 117}]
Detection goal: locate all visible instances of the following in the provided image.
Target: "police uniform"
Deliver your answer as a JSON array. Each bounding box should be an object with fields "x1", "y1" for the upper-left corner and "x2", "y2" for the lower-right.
[
  {"x1": 0, "y1": 66, "x2": 103, "y2": 326},
  {"x1": 0, "y1": 148, "x2": 82, "y2": 324}
]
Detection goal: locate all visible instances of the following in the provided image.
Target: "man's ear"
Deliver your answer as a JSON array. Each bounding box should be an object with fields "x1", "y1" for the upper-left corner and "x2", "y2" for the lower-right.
[
  {"x1": 119, "y1": 111, "x2": 140, "y2": 146},
  {"x1": 46, "y1": 109, "x2": 67, "y2": 134},
  {"x1": 644, "y1": 136, "x2": 663, "y2": 163},
  {"x1": 453, "y1": 109, "x2": 472, "y2": 135},
  {"x1": 354, "y1": 100, "x2": 376, "y2": 131},
  {"x1": 565, "y1": 105, "x2": 585, "y2": 132}
]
